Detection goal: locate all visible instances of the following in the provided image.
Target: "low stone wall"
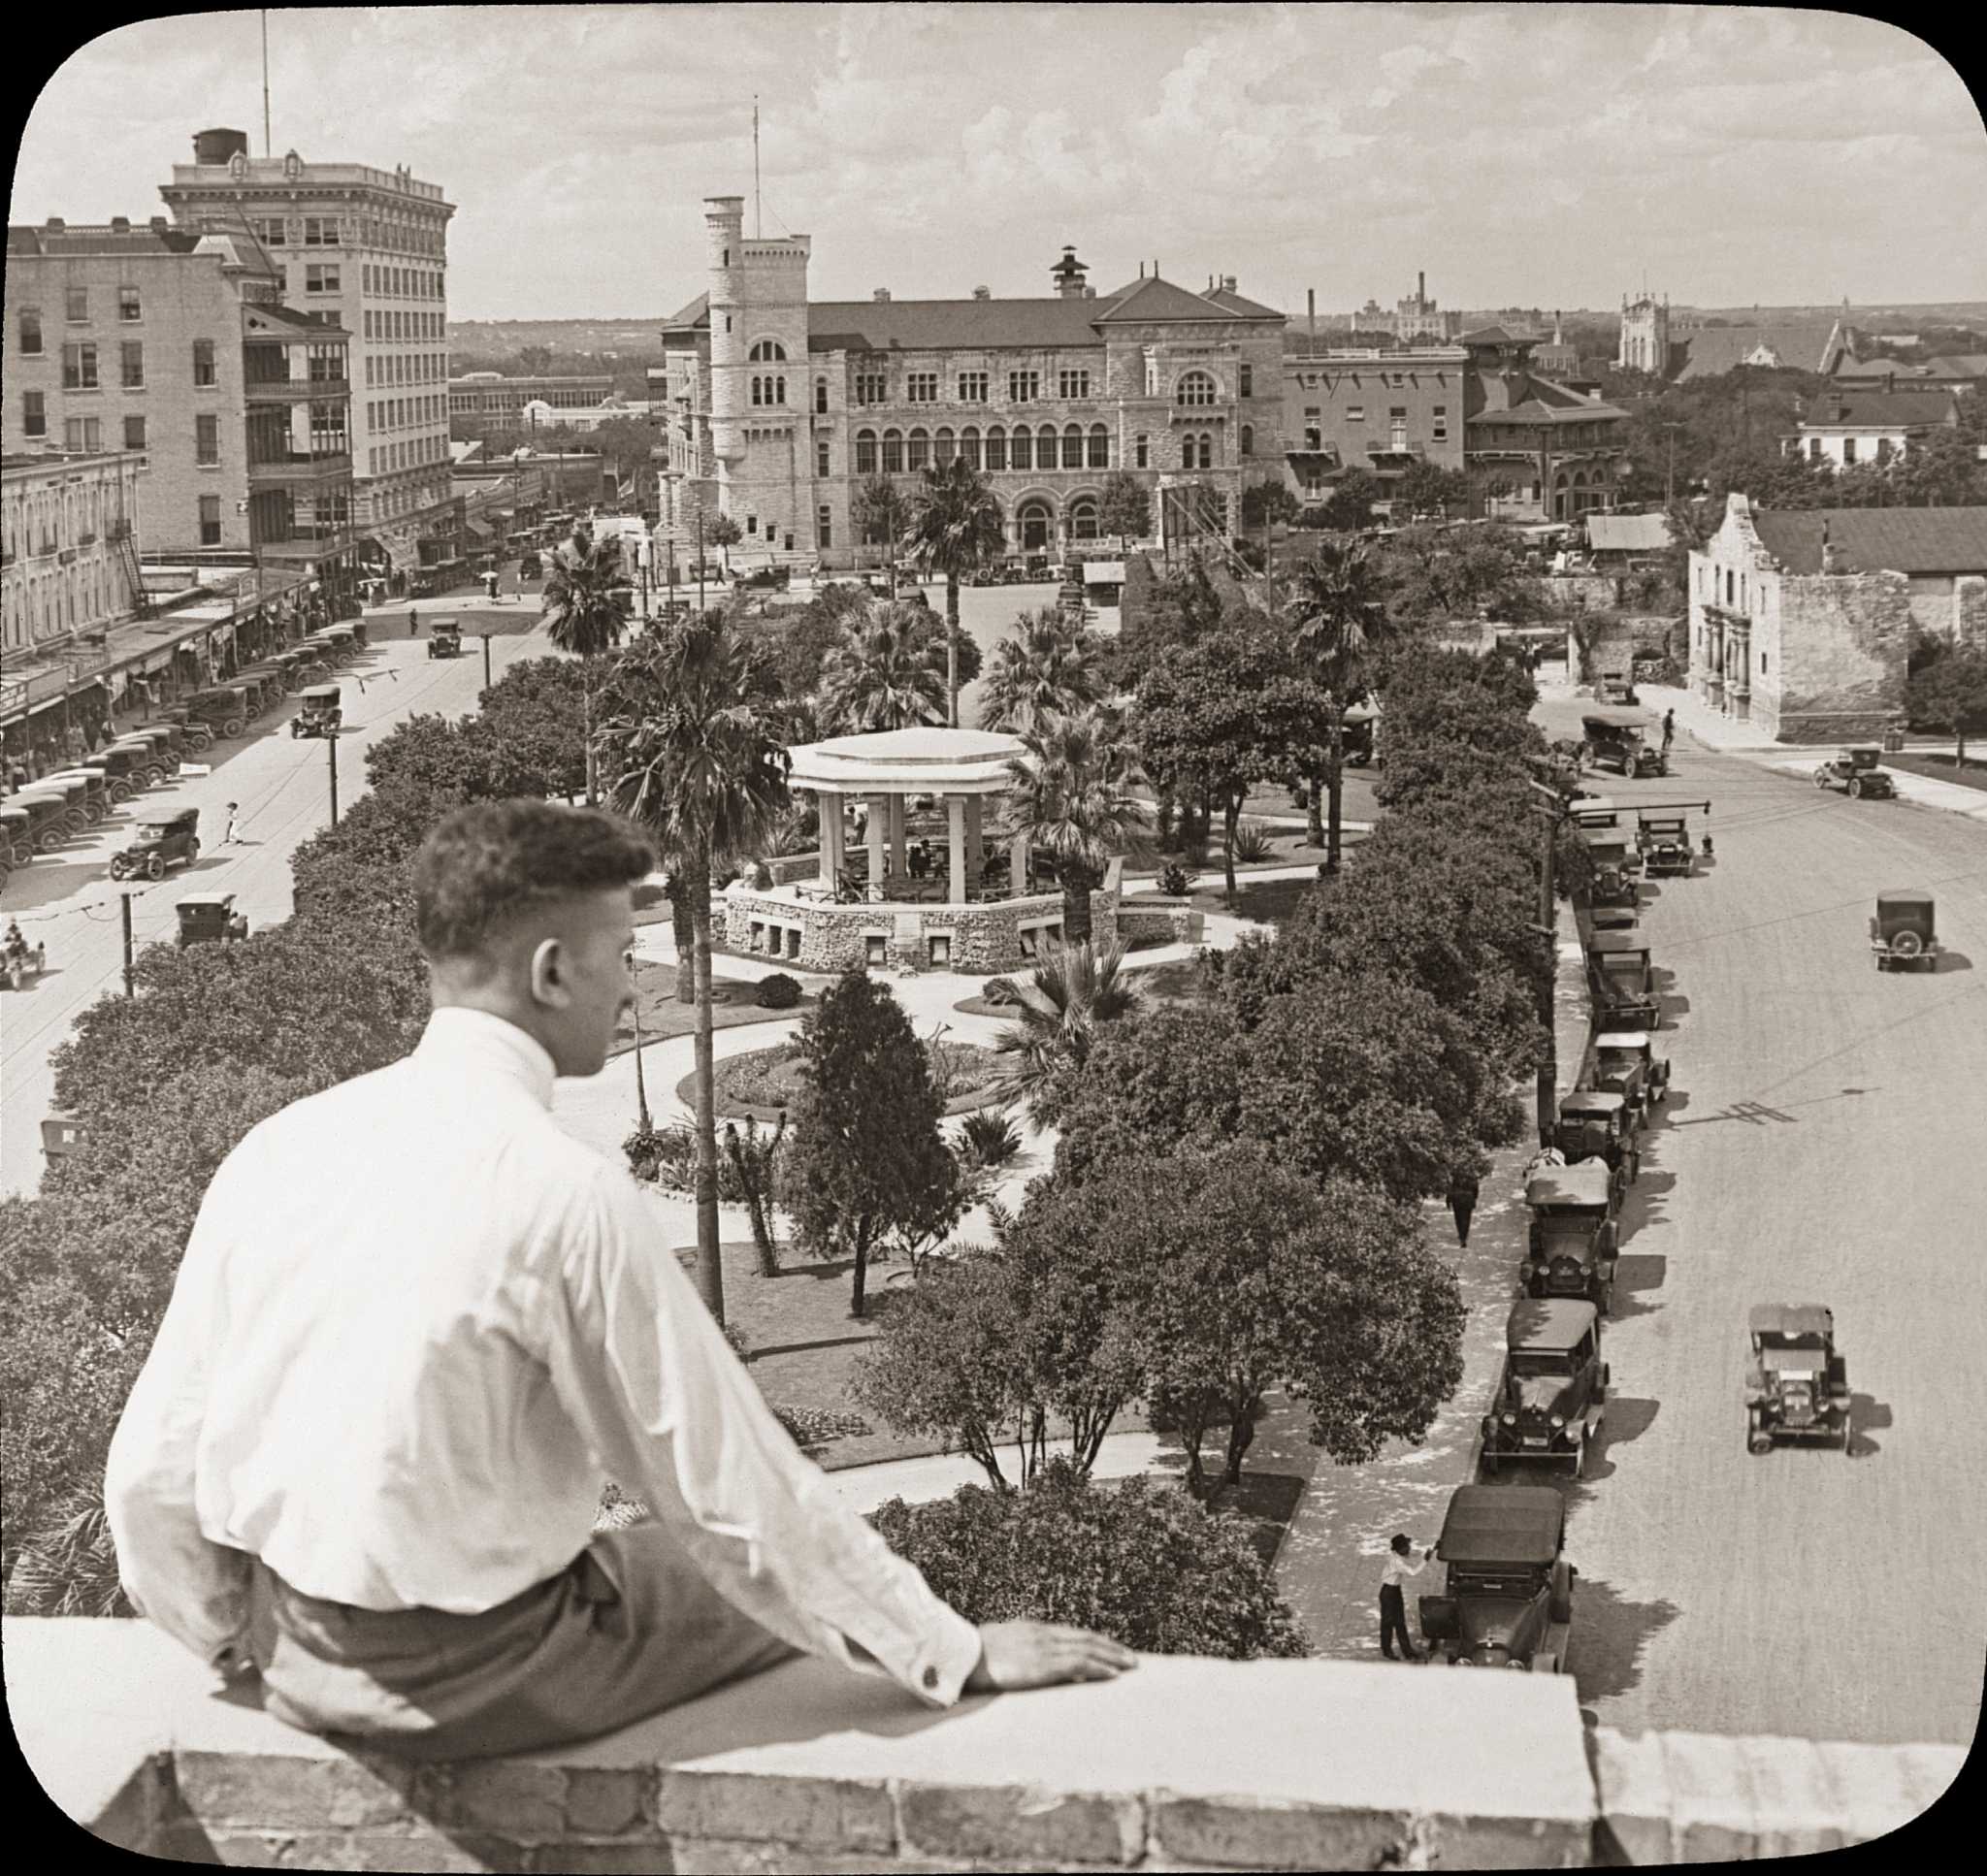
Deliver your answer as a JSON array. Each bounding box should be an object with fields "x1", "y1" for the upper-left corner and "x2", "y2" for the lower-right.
[
  {"x1": 1116, "y1": 899, "x2": 1205, "y2": 949},
  {"x1": 724, "y1": 882, "x2": 1119, "y2": 975},
  {"x1": 12, "y1": 1618, "x2": 1963, "y2": 1871}
]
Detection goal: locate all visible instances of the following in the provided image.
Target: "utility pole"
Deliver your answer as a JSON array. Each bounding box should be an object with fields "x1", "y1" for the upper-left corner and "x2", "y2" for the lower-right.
[
  {"x1": 697, "y1": 511, "x2": 706, "y2": 612},
  {"x1": 1525, "y1": 776, "x2": 1569, "y2": 1148},
  {"x1": 479, "y1": 632, "x2": 493, "y2": 690},
  {"x1": 327, "y1": 727, "x2": 339, "y2": 826},
  {"x1": 753, "y1": 97, "x2": 762, "y2": 240},
  {"x1": 121, "y1": 890, "x2": 136, "y2": 997}
]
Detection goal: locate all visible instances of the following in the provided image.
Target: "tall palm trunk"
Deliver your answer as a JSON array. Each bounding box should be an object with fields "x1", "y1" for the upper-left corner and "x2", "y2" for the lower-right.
[
  {"x1": 1306, "y1": 777, "x2": 1324, "y2": 849},
  {"x1": 582, "y1": 665, "x2": 598, "y2": 807},
  {"x1": 1222, "y1": 793, "x2": 1242, "y2": 901},
  {"x1": 689, "y1": 847, "x2": 726, "y2": 1325},
  {"x1": 1061, "y1": 863, "x2": 1094, "y2": 946},
  {"x1": 668, "y1": 875, "x2": 695, "y2": 1002},
  {"x1": 1323, "y1": 713, "x2": 1346, "y2": 877},
  {"x1": 945, "y1": 574, "x2": 961, "y2": 728}
]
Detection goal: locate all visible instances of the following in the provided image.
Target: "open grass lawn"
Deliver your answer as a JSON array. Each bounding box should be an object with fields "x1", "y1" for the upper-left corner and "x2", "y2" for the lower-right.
[
  {"x1": 1180, "y1": 869, "x2": 1319, "y2": 925},
  {"x1": 680, "y1": 1037, "x2": 1005, "y2": 1122},
  {"x1": 1886, "y1": 750, "x2": 1987, "y2": 795},
  {"x1": 609, "y1": 956, "x2": 812, "y2": 1058}
]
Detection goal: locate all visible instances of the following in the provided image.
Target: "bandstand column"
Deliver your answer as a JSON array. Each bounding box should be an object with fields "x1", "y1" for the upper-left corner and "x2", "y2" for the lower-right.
[
  {"x1": 947, "y1": 794, "x2": 967, "y2": 904},
  {"x1": 819, "y1": 792, "x2": 844, "y2": 886},
  {"x1": 1011, "y1": 825, "x2": 1028, "y2": 895},
  {"x1": 965, "y1": 795, "x2": 985, "y2": 889},
  {"x1": 865, "y1": 794, "x2": 887, "y2": 885},
  {"x1": 888, "y1": 794, "x2": 905, "y2": 882}
]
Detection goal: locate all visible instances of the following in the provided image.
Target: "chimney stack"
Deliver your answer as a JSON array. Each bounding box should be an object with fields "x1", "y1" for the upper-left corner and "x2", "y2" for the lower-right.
[
  {"x1": 872, "y1": 287, "x2": 891, "y2": 303},
  {"x1": 110, "y1": 215, "x2": 130, "y2": 233},
  {"x1": 971, "y1": 284, "x2": 990, "y2": 302},
  {"x1": 1418, "y1": 269, "x2": 1426, "y2": 304},
  {"x1": 44, "y1": 216, "x2": 64, "y2": 232},
  {"x1": 1307, "y1": 288, "x2": 1316, "y2": 339},
  {"x1": 1222, "y1": 275, "x2": 1236, "y2": 293}
]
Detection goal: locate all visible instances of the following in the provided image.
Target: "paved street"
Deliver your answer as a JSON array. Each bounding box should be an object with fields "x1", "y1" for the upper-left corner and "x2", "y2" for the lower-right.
[
  {"x1": 0, "y1": 601, "x2": 552, "y2": 1198},
  {"x1": 1522, "y1": 725, "x2": 1987, "y2": 1744}
]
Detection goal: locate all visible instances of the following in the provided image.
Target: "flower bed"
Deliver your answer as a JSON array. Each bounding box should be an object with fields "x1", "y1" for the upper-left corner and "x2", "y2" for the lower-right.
[{"x1": 686, "y1": 1038, "x2": 1007, "y2": 1121}]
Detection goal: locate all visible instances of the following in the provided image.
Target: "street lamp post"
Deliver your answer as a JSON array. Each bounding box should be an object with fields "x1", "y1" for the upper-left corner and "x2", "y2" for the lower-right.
[{"x1": 479, "y1": 632, "x2": 494, "y2": 690}]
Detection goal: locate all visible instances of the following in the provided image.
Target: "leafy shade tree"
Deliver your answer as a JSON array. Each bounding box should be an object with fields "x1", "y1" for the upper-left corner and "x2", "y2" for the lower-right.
[
  {"x1": 601, "y1": 616, "x2": 792, "y2": 1324},
  {"x1": 1906, "y1": 643, "x2": 1987, "y2": 762},
  {"x1": 869, "y1": 1463, "x2": 1309, "y2": 1660},
  {"x1": 977, "y1": 609, "x2": 1103, "y2": 734},
  {"x1": 1132, "y1": 615, "x2": 1331, "y2": 899},
  {"x1": 1378, "y1": 523, "x2": 1543, "y2": 631},
  {"x1": 1061, "y1": 1148, "x2": 1464, "y2": 1491},
  {"x1": 778, "y1": 970, "x2": 962, "y2": 1318},
  {"x1": 735, "y1": 582, "x2": 871, "y2": 714},
  {"x1": 539, "y1": 526, "x2": 631, "y2": 803},
  {"x1": 989, "y1": 940, "x2": 1141, "y2": 1127},
  {"x1": 1391, "y1": 459, "x2": 1475, "y2": 520},
  {"x1": 703, "y1": 512, "x2": 742, "y2": 570},
  {"x1": 1306, "y1": 467, "x2": 1384, "y2": 533},
  {"x1": 901, "y1": 456, "x2": 1007, "y2": 726},
  {"x1": 1003, "y1": 706, "x2": 1147, "y2": 945},
  {"x1": 516, "y1": 342, "x2": 554, "y2": 375},
  {"x1": 1240, "y1": 481, "x2": 1302, "y2": 532},
  {"x1": 851, "y1": 473, "x2": 913, "y2": 596},
  {"x1": 815, "y1": 602, "x2": 949, "y2": 733},
  {"x1": 1898, "y1": 402, "x2": 1987, "y2": 506},
  {"x1": 1284, "y1": 536, "x2": 1397, "y2": 868},
  {"x1": 475, "y1": 656, "x2": 592, "y2": 800},
  {"x1": 1097, "y1": 470, "x2": 1154, "y2": 546}
]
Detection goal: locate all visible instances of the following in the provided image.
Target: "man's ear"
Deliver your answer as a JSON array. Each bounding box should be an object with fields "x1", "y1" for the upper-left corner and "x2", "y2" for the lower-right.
[{"x1": 527, "y1": 935, "x2": 570, "y2": 1008}]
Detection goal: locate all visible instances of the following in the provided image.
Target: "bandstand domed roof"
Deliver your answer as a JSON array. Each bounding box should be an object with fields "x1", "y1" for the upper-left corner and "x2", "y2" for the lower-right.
[{"x1": 786, "y1": 726, "x2": 1029, "y2": 795}]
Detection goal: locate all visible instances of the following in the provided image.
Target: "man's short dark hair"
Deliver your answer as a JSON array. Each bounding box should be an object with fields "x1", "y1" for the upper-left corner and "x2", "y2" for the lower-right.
[{"x1": 414, "y1": 800, "x2": 656, "y2": 961}]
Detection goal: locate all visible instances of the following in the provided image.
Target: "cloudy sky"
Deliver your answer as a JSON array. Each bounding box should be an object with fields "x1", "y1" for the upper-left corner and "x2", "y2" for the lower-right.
[{"x1": 14, "y1": 5, "x2": 1985, "y2": 322}]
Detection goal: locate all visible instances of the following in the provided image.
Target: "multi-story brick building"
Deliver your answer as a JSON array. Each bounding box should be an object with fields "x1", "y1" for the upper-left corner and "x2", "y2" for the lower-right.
[
  {"x1": 448, "y1": 372, "x2": 617, "y2": 440},
  {"x1": 656, "y1": 197, "x2": 1287, "y2": 566},
  {"x1": 3, "y1": 216, "x2": 351, "y2": 564},
  {"x1": 1460, "y1": 328, "x2": 1629, "y2": 523},
  {"x1": 1279, "y1": 340, "x2": 1468, "y2": 502},
  {"x1": 1, "y1": 449, "x2": 147, "y2": 656},
  {"x1": 158, "y1": 128, "x2": 454, "y2": 576},
  {"x1": 1392, "y1": 272, "x2": 1460, "y2": 342}
]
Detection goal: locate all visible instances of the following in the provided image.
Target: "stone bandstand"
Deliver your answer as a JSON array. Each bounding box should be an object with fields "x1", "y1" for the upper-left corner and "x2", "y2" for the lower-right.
[{"x1": 726, "y1": 727, "x2": 1190, "y2": 973}]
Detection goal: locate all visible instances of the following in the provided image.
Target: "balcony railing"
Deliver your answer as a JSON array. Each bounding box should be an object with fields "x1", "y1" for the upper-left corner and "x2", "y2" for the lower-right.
[
  {"x1": 244, "y1": 377, "x2": 350, "y2": 404},
  {"x1": 245, "y1": 451, "x2": 352, "y2": 486}
]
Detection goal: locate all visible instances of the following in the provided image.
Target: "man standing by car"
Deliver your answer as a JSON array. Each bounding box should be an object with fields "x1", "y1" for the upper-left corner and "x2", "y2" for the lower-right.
[
  {"x1": 106, "y1": 800, "x2": 1134, "y2": 1761},
  {"x1": 1379, "y1": 1534, "x2": 1434, "y2": 1662},
  {"x1": 1662, "y1": 709, "x2": 1676, "y2": 754}
]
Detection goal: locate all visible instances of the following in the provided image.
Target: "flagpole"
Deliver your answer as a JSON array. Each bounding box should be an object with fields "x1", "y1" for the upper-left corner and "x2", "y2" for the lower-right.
[{"x1": 261, "y1": 11, "x2": 272, "y2": 156}]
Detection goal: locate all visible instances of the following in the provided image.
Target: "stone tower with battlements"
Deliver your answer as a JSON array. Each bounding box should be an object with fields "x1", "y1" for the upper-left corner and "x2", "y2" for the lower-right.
[
  {"x1": 703, "y1": 194, "x2": 813, "y2": 555},
  {"x1": 1618, "y1": 291, "x2": 1671, "y2": 375}
]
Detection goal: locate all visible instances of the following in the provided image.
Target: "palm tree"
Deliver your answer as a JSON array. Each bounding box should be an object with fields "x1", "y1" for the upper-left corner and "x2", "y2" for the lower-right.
[
  {"x1": 539, "y1": 526, "x2": 630, "y2": 804},
  {"x1": 1003, "y1": 705, "x2": 1147, "y2": 946},
  {"x1": 977, "y1": 609, "x2": 1103, "y2": 734},
  {"x1": 902, "y1": 457, "x2": 1007, "y2": 727},
  {"x1": 816, "y1": 602, "x2": 948, "y2": 733},
  {"x1": 1284, "y1": 538, "x2": 1395, "y2": 873},
  {"x1": 990, "y1": 940, "x2": 1141, "y2": 1126},
  {"x1": 601, "y1": 615, "x2": 792, "y2": 1326},
  {"x1": 850, "y1": 473, "x2": 912, "y2": 598}
]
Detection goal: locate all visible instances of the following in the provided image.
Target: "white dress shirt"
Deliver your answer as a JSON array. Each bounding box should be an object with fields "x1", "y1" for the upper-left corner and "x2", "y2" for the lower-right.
[
  {"x1": 1379, "y1": 1549, "x2": 1429, "y2": 1591},
  {"x1": 105, "y1": 1007, "x2": 982, "y2": 1707}
]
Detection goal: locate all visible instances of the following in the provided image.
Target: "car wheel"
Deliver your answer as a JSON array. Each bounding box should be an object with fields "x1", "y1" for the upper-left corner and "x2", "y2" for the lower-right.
[
  {"x1": 222, "y1": 717, "x2": 245, "y2": 739},
  {"x1": 187, "y1": 838, "x2": 201, "y2": 859},
  {"x1": 1847, "y1": 777, "x2": 1864, "y2": 799},
  {"x1": 1482, "y1": 1449, "x2": 1500, "y2": 1476},
  {"x1": 1548, "y1": 1562, "x2": 1574, "y2": 1624},
  {"x1": 109, "y1": 856, "x2": 127, "y2": 881},
  {"x1": 1812, "y1": 768, "x2": 1831, "y2": 789},
  {"x1": 146, "y1": 852, "x2": 165, "y2": 882},
  {"x1": 1748, "y1": 1424, "x2": 1775, "y2": 1456}
]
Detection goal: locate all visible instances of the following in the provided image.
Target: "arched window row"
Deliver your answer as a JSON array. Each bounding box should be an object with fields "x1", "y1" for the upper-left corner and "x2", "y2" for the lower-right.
[
  {"x1": 1181, "y1": 433, "x2": 1214, "y2": 469},
  {"x1": 851, "y1": 421, "x2": 1124, "y2": 477},
  {"x1": 750, "y1": 374, "x2": 787, "y2": 406},
  {"x1": 748, "y1": 340, "x2": 787, "y2": 362},
  {"x1": 1176, "y1": 370, "x2": 1219, "y2": 407}
]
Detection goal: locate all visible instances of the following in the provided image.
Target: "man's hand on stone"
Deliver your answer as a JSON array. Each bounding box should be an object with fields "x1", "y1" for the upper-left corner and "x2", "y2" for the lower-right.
[{"x1": 964, "y1": 1621, "x2": 1137, "y2": 1693}]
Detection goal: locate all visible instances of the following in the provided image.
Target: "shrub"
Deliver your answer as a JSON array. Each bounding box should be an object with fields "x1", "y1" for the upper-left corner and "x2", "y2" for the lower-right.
[
  {"x1": 980, "y1": 976, "x2": 1021, "y2": 1007},
  {"x1": 1230, "y1": 819, "x2": 1277, "y2": 865},
  {"x1": 756, "y1": 971, "x2": 802, "y2": 1010},
  {"x1": 623, "y1": 1122, "x2": 784, "y2": 1204},
  {"x1": 1157, "y1": 862, "x2": 1194, "y2": 898},
  {"x1": 870, "y1": 1460, "x2": 1308, "y2": 1660},
  {"x1": 958, "y1": 1109, "x2": 1022, "y2": 1168}
]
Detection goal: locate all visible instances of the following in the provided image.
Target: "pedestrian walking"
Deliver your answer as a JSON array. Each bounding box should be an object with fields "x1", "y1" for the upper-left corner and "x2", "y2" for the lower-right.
[
  {"x1": 1661, "y1": 708, "x2": 1676, "y2": 753},
  {"x1": 409, "y1": 608, "x2": 421, "y2": 639},
  {"x1": 221, "y1": 802, "x2": 242, "y2": 846},
  {"x1": 1379, "y1": 1535, "x2": 1433, "y2": 1662},
  {"x1": 1448, "y1": 1166, "x2": 1481, "y2": 1249},
  {"x1": 483, "y1": 569, "x2": 501, "y2": 602},
  {"x1": 102, "y1": 800, "x2": 1135, "y2": 1762}
]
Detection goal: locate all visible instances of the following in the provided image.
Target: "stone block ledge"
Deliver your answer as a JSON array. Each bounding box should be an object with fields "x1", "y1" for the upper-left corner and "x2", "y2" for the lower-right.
[{"x1": 7, "y1": 1618, "x2": 1964, "y2": 1871}]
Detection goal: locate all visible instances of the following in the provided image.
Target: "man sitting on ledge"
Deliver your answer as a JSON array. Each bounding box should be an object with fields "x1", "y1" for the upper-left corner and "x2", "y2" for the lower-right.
[{"x1": 106, "y1": 799, "x2": 1133, "y2": 1761}]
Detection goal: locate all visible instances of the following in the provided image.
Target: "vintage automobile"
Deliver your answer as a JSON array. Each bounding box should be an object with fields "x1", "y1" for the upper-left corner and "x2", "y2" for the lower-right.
[
  {"x1": 12, "y1": 792, "x2": 79, "y2": 852},
  {"x1": 347, "y1": 617, "x2": 370, "y2": 650},
  {"x1": 41, "y1": 770, "x2": 113, "y2": 825},
  {"x1": 319, "y1": 625, "x2": 359, "y2": 661},
  {"x1": 1870, "y1": 889, "x2": 1941, "y2": 972},
  {"x1": 1481, "y1": 1299, "x2": 1610, "y2": 1477},
  {"x1": 81, "y1": 741, "x2": 162, "y2": 800},
  {"x1": 1636, "y1": 813, "x2": 1694, "y2": 879},
  {"x1": 293, "y1": 654, "x2": 334, "y2": 687},
  {"x1": 111, "y1": 806, "x2": 201, "y2": 881},
  {"x1": 1417, "y1": 1486, "x2": 1576, "y2": 1672},
  {"x1": 290, "y1": 685, "x2": 343, "y2": 739},
  {"x1": 1569, "y1": 796, "x2": 1620, "y2": 832},
  {"x1": 427, "y1": 622, "x2": 464, "y2": 660},
  {"x1": 519, "y1": 551, "x2": 542, "y2": 580},
  {"x1": 1554, "y1": 1088, "x2": 1640, "y2": 1199},
  {"x1": 1581, "y1": 712, "x2": 1665, "y2": 779},
  {"x1": 158, "y1": 705, "x2": 216, "y2": 753},
  {"x1": 1587, "y1": 930, "x2": 1661, "y2": 1030},
  {"x1": 1598, "y1": 668, "x2": 1640, "y2": 706},
  {"x1": 176, "y1": 891, "x2": 248, "y2": 947},
  {"x1": 1591, "y1": 1028, "x2": 1672, "y2": 1122},
  {"x1": 1, "y1": 804, "x2": 35, "y2": 865},
  {"x1": 3, "y1": 927, "x2": 49, "y2": 991},
  {"x1": 181, "y1": 687, "x2": 250, "y2": 741},
  {"x1": 1812, "y1": 746, "x2": 1895, "y2": 800},
  {"x1": 235, "y1": 664, "x2": 285, "y2": 711},
  {"x1": 1745, "y1": 1305, "x2": 1852, "y2": 1454},
  {"x1": 739, "y1": 565, "x2": 791, "y2": 591},
  {"x1": 1342, "y1": 701, "x2": 1379, "y2": 768},
  {"x1": 1521, "y1": 1160, "x2": 1620, "y2": 1312},
  {"x1": 1589, "y1": 903, "x2": 1640, "y2": 934},
  {"x1": 40, "y1": 1114, "x2": 89, "y2": 1163},
  {"x1": 25, "y1": 777, "x2": 97, "y2": 835},
  {"x1": 1581, "y1": 829, "x2": 1642, "y2": 911},
  {"x1": 125, "y1": 723, "x2": 188, "y2": 773}
]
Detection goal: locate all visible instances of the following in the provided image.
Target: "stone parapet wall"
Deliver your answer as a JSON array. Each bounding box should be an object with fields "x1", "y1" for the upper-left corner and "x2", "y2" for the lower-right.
[
  {"x1": 723, "y1": 884, "x2": 1110, "y2": 975},
  {"x1": 1116, "y1": 900, "x2": 1205, "y2": 948},
  {"x1": 1762, "y1": 567, "x2": 1909, "y2": 744},
  {"x1": 13, "y1": 1621, "x2": 1962, "y2": 1871}
]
